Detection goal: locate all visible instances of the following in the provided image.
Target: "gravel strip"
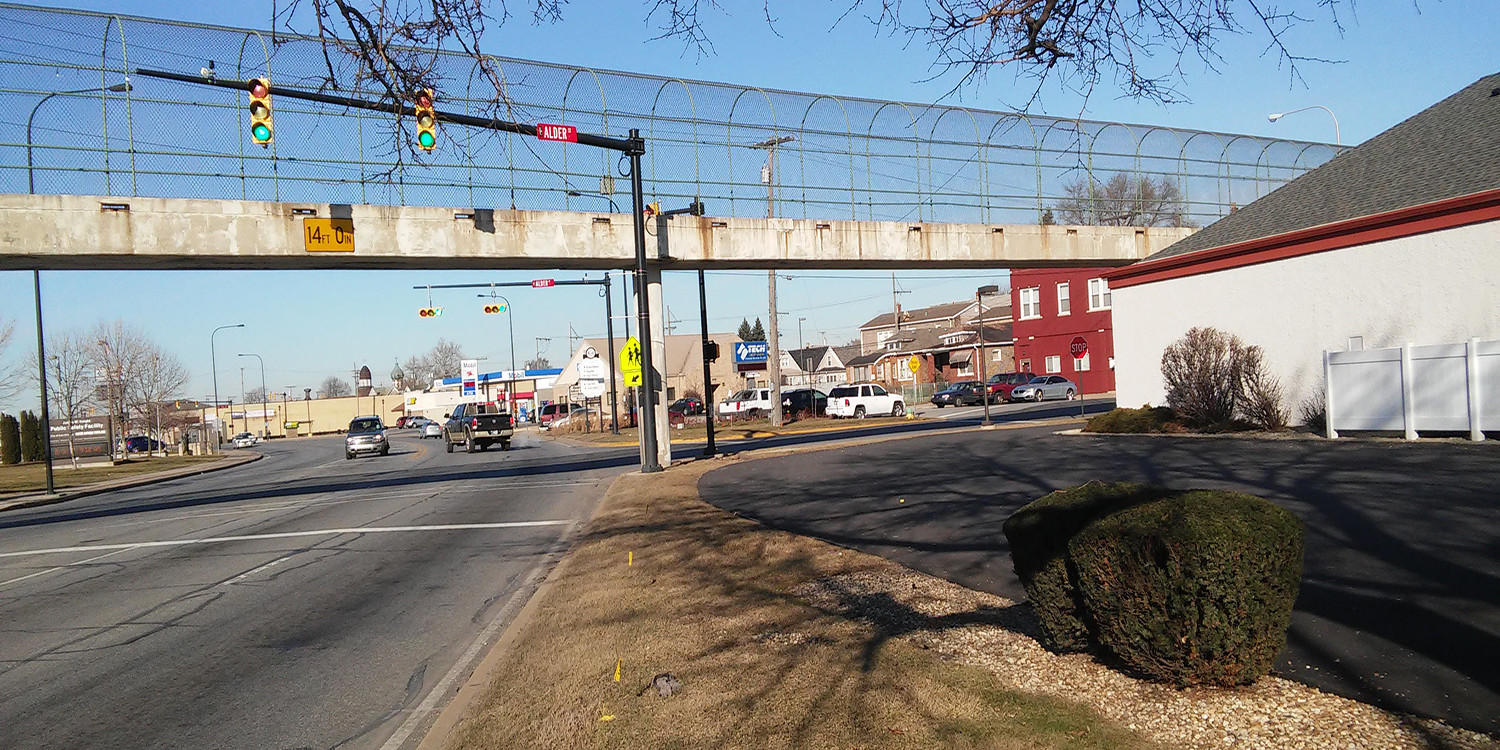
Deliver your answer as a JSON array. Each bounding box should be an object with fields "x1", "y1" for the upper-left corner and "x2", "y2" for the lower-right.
[{"x1": 796, "y1": 569, "x2": 1497, "y2": 750}]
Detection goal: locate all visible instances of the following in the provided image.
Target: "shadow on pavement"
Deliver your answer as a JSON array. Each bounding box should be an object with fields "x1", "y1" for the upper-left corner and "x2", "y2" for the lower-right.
[{"x1": 697, "y1": 427, "x2": 1500, "y2": 735}]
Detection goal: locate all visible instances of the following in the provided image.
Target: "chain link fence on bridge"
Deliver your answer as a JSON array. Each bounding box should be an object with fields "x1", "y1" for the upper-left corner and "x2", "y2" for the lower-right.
[{"x1": 0, "y1": 3, "x2": 1340, "y2": 227}]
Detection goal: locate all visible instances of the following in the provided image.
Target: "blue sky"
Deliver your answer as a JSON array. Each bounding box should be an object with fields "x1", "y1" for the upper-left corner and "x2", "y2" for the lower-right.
[{"x1": 1, "y1": 0, "x2": 1495, "y2": 409}]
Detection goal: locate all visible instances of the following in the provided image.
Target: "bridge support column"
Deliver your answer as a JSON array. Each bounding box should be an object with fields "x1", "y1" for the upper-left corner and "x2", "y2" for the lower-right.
[{"x1": 643, "y1": 265, "x2": 672, "y2": 468}]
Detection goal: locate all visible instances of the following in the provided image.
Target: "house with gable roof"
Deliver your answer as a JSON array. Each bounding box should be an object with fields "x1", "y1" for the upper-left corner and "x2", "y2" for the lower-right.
[{"x1": 1107, "y1": 73, "x2": 1500, "y2": 421}]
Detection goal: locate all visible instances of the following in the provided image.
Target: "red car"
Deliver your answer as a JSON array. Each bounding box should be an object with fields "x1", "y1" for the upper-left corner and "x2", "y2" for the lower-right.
[{"x1": 988, "y1": 372, "x2": 1036, "y2": 401}]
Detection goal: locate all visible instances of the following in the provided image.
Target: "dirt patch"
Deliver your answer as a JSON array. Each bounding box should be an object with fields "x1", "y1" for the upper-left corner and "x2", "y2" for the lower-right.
[{"x1": 441, "y1": 458, "x2": 1162, "y2": 750}]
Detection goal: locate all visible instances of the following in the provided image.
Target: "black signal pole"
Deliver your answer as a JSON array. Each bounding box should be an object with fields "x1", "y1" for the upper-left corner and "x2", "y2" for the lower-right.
[{"x1": 133, "y1": 69, "x2": 656, "y2": 470}]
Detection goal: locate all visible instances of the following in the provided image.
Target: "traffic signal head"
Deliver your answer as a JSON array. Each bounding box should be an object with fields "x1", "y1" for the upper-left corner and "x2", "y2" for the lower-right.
[
  {"x1": 418, "y1": 307, "x2": 443, "y2": 318},
  {"x1": 704, "y1": 340, "x2": 720, "y2": 362},
  {"x1": 248, "y1": 78, "x2": 273, "y2": 146},
  {"x1": 482, "y1": 304, "x2": 506, "y2": 315},
  {"x1": 414, "y1": 89, "x2": 436, "y2": 151}
]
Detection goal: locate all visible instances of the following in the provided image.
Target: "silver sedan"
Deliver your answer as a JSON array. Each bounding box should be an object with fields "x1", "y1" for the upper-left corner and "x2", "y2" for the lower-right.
[{"x1": 1009, "y1": 375, "x2": 1078, "y2": 402}]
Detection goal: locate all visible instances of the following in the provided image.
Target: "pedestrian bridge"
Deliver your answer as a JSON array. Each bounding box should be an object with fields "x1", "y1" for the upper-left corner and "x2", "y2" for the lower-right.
[{"x1": 0, "y1": 194, "x2": 1193, "y2": 271}]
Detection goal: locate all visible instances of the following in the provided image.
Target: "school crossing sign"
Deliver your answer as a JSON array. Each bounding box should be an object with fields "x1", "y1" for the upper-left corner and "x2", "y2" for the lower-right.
[{"x1": 619, "y1": 337, "x2": 644, "y2": 387}]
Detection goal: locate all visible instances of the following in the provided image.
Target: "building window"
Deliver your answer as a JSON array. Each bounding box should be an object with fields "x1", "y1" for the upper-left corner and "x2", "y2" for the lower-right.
[
  {"x1": 993, "y1": 349, "x2": 1003, "y2": 362},
  {"x1": 1019, "y1": 287, "x2": 1041, "y2": 319},
  {"x1": 1045, "y1": 355, "x2": 1061, "y2": 373},
  {"x1": 1057, "y1": 282, "x2": 1070, "y2": 316},
  {"x1": 1018, "y1": 358, "x2": 1031, "y2": 372},
  {"x1": 1088, "y1": 278, "x2": 1112, "y2": 310},
  {"x1": 1073, "y1": 352, "x2": 1090, "y2": 372}
]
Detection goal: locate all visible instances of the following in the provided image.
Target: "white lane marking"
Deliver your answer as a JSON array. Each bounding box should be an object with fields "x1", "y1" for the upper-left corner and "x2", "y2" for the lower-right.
[
  {"x1": 0, "y1": 547, "x2": 138, "y2": 589},
  {"x1": 220, "y1": 555, "x2": 292, "y2": 586},
  {"x1": 0, "y1": 521, "x2": 573, "y2": 561},
  {"x1": 376, "y1": 522, "x2": 577, "y2": 750}
]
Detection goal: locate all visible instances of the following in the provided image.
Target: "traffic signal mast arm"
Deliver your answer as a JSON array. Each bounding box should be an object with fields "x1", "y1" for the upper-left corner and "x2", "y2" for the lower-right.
[{"x1": 131, "y1": 68, "x2": 643, "y2": 154}]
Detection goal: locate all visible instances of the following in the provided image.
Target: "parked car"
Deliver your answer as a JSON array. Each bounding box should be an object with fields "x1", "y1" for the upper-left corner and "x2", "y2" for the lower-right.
[
  {"x1": 1009, "y1": 375, "x2": 1078, "y2": 402},
  {"x1": 668, "y1": 397, "x2": 706, "y2": 416},
  {"x1": 781, "y1": 388, "x2": 829, "y2": 417},
  {"x1": 124, "y1": 435, "x2": 169, "y2": 453},
  {"x1": 421, "y1": 421, "x2": 444, "y2": 439},
  {"x1": 718, "y1": 388, "x2": 773, "y2": 419},
  {"x1": 826, "y1": 383, "x2": 905, "y2": 419},
  {"x1": 230, "y1": 432, "x2": 258, "y2": 448},
  {"x1": 344, "y1": 416, "x2": 389, "y2": 459},
  {"x1": 930, "y1": 381, "x2": 984, "y2": 407},
  {"x1": 538, "y1": 402, "x2": 586, "y2": 429},
  {"x1": 405, "y1": 416, "x2": 432, "y2": 430},
  {"x1": 988, "y1": 371, "x2": 1037, "y2": 401}
]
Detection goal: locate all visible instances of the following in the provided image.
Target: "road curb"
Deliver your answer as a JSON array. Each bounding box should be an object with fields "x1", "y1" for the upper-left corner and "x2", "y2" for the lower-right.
[
  {"x1": 0, "y1": 452, "x2": 263, "y2": 513},
  {"x1": 412, "y1": 472, "x2": 627, "y2": 750}
]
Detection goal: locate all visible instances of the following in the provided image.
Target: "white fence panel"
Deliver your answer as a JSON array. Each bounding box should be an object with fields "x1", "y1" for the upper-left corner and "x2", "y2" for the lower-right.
[{"x1": 1327, "y1": 338, "x2": 1493, "y2": 440}]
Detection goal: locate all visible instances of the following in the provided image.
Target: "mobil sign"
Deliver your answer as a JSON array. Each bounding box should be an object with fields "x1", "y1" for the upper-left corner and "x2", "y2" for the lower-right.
[{"x1": 460, "y1": 359, "x2": 479, "y2": 397}]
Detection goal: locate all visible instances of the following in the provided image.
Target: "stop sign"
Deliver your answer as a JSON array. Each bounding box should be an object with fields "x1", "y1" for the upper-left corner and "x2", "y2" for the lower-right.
[{"x1": 1070, "y1": 336, "x2": 1089, "y2": 359}]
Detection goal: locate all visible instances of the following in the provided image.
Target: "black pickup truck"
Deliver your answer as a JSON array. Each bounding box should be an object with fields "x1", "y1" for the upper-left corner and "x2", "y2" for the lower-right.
[{"x1": 442, "y1": 403, "x2": 515, "y2": 453}]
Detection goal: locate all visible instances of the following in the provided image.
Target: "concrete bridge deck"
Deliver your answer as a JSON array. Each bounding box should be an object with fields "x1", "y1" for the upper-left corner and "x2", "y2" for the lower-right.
[{"x1": 0, "y1": 194, "x2": 1194, "y2": 271}]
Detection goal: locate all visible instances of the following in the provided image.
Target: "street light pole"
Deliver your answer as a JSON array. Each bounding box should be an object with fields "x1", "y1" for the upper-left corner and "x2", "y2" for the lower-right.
[
  {"x1": 977, "y1": 284, "x2": 1000, "y2": 427},
  {"x1": 477, "y1": 290, "x2": 518, "y2": 418},
  {"x1": 238, "y1": 353, "x2": 266, "y2": 438},
  {"x1": 1267, "y1": 105, "x2": 1341, "y2": 146},
  {"x1": 27, "y1": 82, "x2": 129, "y2": 492},
  {"x1": 210, "y1": 323, "x2": 245, "y2": 451}
]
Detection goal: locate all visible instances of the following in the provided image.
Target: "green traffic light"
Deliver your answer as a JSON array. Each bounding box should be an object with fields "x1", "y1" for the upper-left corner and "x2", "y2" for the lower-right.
[
  {"x1": 251, "y1": 123, "x2": 272, "y2": 142},
  {"x1": 418, "y1": 131, "x2": 435, "y2": 149}
]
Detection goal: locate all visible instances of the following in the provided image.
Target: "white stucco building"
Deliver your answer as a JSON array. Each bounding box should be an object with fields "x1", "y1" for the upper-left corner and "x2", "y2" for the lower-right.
[{"x1": 1108, "y1": 73, "x2": 1500, "y2": 421}]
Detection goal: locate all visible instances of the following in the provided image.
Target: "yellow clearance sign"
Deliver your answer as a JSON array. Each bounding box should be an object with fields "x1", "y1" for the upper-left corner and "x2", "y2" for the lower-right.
[
  {"x1": 303, "y1": 218, "x2": 355, "y2": 252},
  {"x1": 619, "y1": 337, "x2": 643, "y2": 387}
]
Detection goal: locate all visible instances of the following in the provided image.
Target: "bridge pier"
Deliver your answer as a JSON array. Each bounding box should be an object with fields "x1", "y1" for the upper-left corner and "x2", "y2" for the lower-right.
[{"x1": 644, "y1": 266, "x2": 672, "y2": 468}]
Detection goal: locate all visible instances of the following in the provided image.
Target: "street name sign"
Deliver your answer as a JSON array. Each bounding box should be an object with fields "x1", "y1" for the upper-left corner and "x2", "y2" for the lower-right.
[
  {"x1": 531, "y1": 278, "x2": 555, "y2": 288},
  {"x1": 303, "y1": 218, "x2": 355, "y2": 252},
  {"x1": 535, "y1": 123, "x2": 577, "y2": 142}
]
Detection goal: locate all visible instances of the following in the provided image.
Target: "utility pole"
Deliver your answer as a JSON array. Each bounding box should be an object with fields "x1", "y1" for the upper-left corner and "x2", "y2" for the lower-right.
[{"x1": 750, "y1": 135, "x2": 793, "y2": 429}]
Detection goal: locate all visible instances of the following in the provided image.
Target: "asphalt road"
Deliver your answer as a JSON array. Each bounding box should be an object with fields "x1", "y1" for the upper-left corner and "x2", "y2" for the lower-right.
[
  {"x1": 698, "y1": 425, "x2": 1500, "y2": 735},
  {"x1": 0, "y1": 429, "x2": 638, "y2": 750}
]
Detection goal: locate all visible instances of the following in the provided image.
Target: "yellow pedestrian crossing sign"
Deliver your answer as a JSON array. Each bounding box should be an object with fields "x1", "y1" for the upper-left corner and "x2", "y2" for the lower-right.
[{"x1": 619, "y1": 336, "x2": 644, "y2": 387}]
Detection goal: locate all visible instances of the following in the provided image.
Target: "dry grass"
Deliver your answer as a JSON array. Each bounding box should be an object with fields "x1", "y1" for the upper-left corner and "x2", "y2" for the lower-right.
[
  {"x1": 0, "y1": 454, "x2": 225, "y2": 494},
  {"x1": 444, "y1": 458, "x2": 1162, "y2": 750}
]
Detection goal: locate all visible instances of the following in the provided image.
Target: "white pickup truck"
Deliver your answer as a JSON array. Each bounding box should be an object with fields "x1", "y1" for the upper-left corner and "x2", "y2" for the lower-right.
[
  {"x1": 826, "y1": 383, "x2": 905, "y2": 419},
  {"x1": 717, "y1": 388, "x2": 774, "y2": 419}
]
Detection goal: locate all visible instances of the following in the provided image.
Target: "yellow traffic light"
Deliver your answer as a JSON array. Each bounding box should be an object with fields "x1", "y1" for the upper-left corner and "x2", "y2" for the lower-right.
[
  {"x1": 418, "y1": 307, "x2": 443, "y2": 318},
  {"x1": 414, "y1": 89, "x2": 436, "y2": 151},
  {"x1": 248, "y1": 77, "x2": 273, "y2": 147}
]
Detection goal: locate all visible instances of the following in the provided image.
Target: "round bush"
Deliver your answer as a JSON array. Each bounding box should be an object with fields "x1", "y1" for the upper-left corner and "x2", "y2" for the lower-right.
[{"x1": 1068, "y1": 490, "x2": 1304, "y2": 686}]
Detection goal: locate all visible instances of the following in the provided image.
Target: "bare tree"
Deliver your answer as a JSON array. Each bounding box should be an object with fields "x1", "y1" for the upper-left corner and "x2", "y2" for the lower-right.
[
  {"x1": 399, "y1": 339, "x2": 467, "y2": 391},
  {"x1": 282, "y1": 0, "x2": 1351, "y2": 134},
  {"x1": 319, "y1": 375, "x2": 353, "y2": 398},
  {"x1": 0, "y1": 314, "x2": 19, "y2": 407},
  {"x1": 1055, "y1": 172, "x2": 1193, "y2": 227},
  {"x1": 41, "y1": 332, "x2": 96, "y2": 469},
  {"x1": 525, "y1": 356, "x2": 550, "y2": 370},
  {"x1": 129, "y1": 349, "x2": 190, "y2": 455},
  {"x1": 245, "y1": 386, "x2": 269, "y2": 405}
]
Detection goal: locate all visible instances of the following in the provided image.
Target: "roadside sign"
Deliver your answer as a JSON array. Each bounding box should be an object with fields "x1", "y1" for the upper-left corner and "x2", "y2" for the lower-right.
[
  {"x1": 578, "y1": 356, "x2": 607, "y2": 399},
  {"x1": 907, "y1": 355, "x2": 922, "y2": 374},
  {"x1": 619, "y1": 337, "x2": 643, "y2": 387},
  {"x1": 303, "y1": 218, "x2": 355, "y2": 252},
  {"x1": 461, "y1": 359, "x2": 479, "y2": 397},
  {"x1": 531, "y1": 278, "x2": 555, "y2": 288},
  {"x1": 1070, "y1": 336, "x2": 1089, "y2": 360},
  {"x1": 732, "y1": 341, "x2": 769, "y2": 363},
  {"x1": 535, "y1": 123, "x2": 578, "y2": 142}
]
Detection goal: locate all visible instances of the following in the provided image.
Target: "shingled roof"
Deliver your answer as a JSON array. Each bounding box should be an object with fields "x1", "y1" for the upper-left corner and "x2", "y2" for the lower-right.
[{"x1": 1145, "y1": 72, "x2": 1500, "y2": 262}]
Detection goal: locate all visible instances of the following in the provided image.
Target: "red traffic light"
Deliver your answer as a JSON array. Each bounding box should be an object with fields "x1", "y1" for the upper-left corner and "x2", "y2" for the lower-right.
[{"x1": 418, "y1": 307, "x2": 443, "y2": 318}]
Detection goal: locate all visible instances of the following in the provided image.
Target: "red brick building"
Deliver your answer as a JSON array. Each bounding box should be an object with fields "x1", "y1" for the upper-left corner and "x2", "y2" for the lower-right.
[{"x1": 1010, "y1": 267, "x2": 1116, "y2": 394}]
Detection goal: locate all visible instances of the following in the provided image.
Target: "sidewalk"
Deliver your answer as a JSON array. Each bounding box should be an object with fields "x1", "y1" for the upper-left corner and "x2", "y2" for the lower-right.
[{"x1": 0, "y1": 452, "x2": 262, "y2": 513}]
